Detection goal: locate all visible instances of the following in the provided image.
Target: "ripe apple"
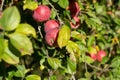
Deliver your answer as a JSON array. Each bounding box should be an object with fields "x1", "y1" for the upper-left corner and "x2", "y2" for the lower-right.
[
  {"x1": 70, "y1": 16, "x2": 80, "y2": 29},
  {"x1": 33, "y1": 5, "x2": 51, "y2": 22},
  {"x1": 45, "y1": 28, "x2": 59, "y2": 46},
  {"x1": 68, "y1": 1, "x2": 80, "y2": 18},
  {"x1": 90, "y1": 54, "x2": 97, "y2": 60},
  {"x1": 97, "y1": 50, "x2": 106, "y2": 62},
  {"x1": 44, "y1": 20, "x2": 59, "y2": 33}
]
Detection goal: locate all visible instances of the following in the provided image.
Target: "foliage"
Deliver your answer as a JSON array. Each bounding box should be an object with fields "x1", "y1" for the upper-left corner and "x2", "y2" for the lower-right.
[{"x1": 0, "y1": 0, "x2": 120, "y2": 80}]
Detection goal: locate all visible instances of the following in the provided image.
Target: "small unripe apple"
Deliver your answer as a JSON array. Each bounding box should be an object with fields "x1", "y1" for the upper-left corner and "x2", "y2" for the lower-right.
[
  {"x1": 97, "y1": 50, "x2": 106, "y2": 62},
  {"x1": 45, "y1": 28, "x2": 59, "y2": 46},
  {"x1": 33, "y1": 5, "x2": 51, "y2": 22},
  {"x1": 70, "y1": 16, "x2": 80, "y2": 29},
  {"x1": 44, "y1": 20, "x2": 59, "y2": 33}
]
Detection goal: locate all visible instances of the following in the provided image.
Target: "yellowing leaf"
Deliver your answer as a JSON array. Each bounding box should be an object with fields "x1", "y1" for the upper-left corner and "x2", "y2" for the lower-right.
[
  {"x1": 23, "y1": 1, "x2": 38, "y2": 10},
  {"x1": 26, "y1": 74, "x2": 41, "y2": 80},
  {"x1": 10, "y1": 33, "x2": 33, "y2": 56},
  {"x1": 2, "y1": 40, "x2": 19, "y2": 64},
  {"x1": 57, "y1": 25, "x2": 71, "y2": 48},
  {"x1": 15, "y1": 23, "x2": 37, "y2": 38},
  {"x1": 66, "y1": 40, "x2": 80, "y2": 62}
]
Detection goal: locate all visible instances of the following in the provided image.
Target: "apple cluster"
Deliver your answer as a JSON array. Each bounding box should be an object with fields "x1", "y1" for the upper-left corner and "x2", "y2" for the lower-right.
[
  {"x1": 68, "y1": 0, "x2": 80, "y2": 29},
  {"x1": 33, "y1": 5, "x2": 60, "y2": 46},
  {"x1": 89, "y1": 50, "x2": 106, "y2": 62}
]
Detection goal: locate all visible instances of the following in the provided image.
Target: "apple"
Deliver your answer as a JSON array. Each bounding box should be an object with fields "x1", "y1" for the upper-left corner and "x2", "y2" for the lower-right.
[
  {"x1": 70, "y1": 16, "x2": 80, "y2": 29},
  {"x1": 44, "y1": 20, "x2": 59, "y2": 33},
  {"x1": 45, "y1": 28, "x2": 59, "y2": 46},
  {"x1": 90, "y1": 54, "x2": 97, "y2": 60},
  {"x1": 33, "y1": 5, "x2": 51, "y2": 22},
  {"x1": 97, "y1": 50, "x2": 106, "y2": 62},
  {"x1": 68, "y1": 1, "x2": 80, "y2": 18}
]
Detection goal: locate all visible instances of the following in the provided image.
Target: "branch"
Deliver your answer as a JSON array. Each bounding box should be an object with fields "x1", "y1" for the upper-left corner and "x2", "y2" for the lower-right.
[
  {"x1": 46, "y1": 0, "x2": 64, "y2": 25},
  {"x1": 0, "y1": 0, "x2": 5, "y2": 11}
]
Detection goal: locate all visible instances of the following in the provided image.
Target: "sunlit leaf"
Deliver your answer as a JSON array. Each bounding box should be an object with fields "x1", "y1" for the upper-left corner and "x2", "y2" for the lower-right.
[
  {"x1": 0, "y1": 35, "x2": 4, "y2": 59},
  {"x1": 23, "y1": 1, "x2": 38, "y2": 10},
  {"x1": 15, "y1": 23, "x2": 37, "y2": 38},
  {"x1": 0, "y1": 6, "x2": 20, "y2": 31},
  {"x1": 57, "y1": 25, "x2": 70, "y2": 48},
  {"x1": 2, "y1": 40, "x2": 19, "y2": 64},
  {"x1": 26, "y1": 74, "x2": 41, "y2": 80},
  {"x1": 52, "y1": 0, "x2": 58, "y2": 2},
  {"x1": 58, "y1": 0, "x2": 69, "y2": 9},
  {"x1": 47, "y1": 57, "x2": 61, "y2": 69},
  {"x1": 66, "y1": 40, "x2": 80, "y2": 62},
  {"x1": 10, "y1": 33, "x2": 33, "y2": 56}
]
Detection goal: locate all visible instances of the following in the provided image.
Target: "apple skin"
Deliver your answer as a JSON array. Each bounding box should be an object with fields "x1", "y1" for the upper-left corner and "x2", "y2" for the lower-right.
[
  {"x1": 44, "y1": 20, "x2": 59, "y2": 33},
  {"x1": 97, "y1": 50, "x2": 106, "y2": 62},
  {"x1": 33, "y1": 5, "x2": 51, "y2": 22},
  {"x1": 70, "y1": 16, "x2": 80, "y2": 29},
  {"x1": 90, "y1": 54, "x2": 97, "y2": 60},
  {"x1": 45, "y1": 28, "x2": 59, "y2": 46},
  {"x1": 68, "y1": 1, "x2": 80, "y2": 18}
]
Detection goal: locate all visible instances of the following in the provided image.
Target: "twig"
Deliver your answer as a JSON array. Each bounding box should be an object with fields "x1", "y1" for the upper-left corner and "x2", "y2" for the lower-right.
[
  {"x1": 38, "y1": 26, "x2": 43, "y2": 39},
  {"x1": 86, "y1": 63, "x2": 102, "y2": 71},
  {"x1": 0, "y1": 0, "x2": 5, "y2": 11},
  {"x1": 46, "y1": 0, "x2": 64, "y2": 25}
]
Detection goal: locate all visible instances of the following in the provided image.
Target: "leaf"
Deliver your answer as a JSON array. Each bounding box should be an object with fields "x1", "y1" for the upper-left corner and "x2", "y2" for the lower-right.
[
  {"x1": 66, "y1": 40, "x2": 80, "y2": 62},
  {"x1": 15, "y1": 23, "x2": 37, "y2": 38},
  {"x1": 47, "y1": 57, "x2": 61, "y2": 69},
  {"x1": 10, "y1": 33, "x2": 33, "y2": 56},
  {"x1": 52, "y1": 0, "x2": 58, "y2": 2},
  {"x1": 0, "y1": 35, "x2": 4, "y2": 58},
  {"x1": 0, "y1": 6, "x2": 20, "y2": 31},
  {"x1": 26, "y1": 74, "x2": 41, "y2": 80},
  {"x1": 87, "y1": 35, "x2": 95, "y2": 47},
  {"x1": 84, "y1": 56, "x2": 94, "y2": 64},
  {"x1": 57, "y1": 25, "x2": 71, "y2": 48},
  {"x1": 110, "y1": 56, "x2": 120, "y2": 68},
  {"x1": 65, "y1": 58, "x2": 76, "y2": 74},
  {"x1": 2, "y1": 40, "x2": 19, "y2": 64},
  {"x1": 58, "y1": 0, "x2": 69, "y2": 9},
  {"x1": 14, "y1": 65, "x2": 26, "y2": 77},
  {"x1": 23, "y1": 1, "x2": 38, "y2": 10},
  {"x1": 50, "y1": 8, "x2": 57, "y2": 19}
]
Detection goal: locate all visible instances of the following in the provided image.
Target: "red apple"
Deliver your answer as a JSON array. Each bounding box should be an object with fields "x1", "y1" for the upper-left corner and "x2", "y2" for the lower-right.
[
  {"x1": 97, "y1": 50, "x2": 106, "y2": 62},
  {"x1": 33, "y1": 5, "x2": 51, "y2": 22},
  {"x1": 45, "y1": 28, "x2": 59, "y2": 46},
  {"x1": 44, "y1": 20, "x2": 59, "y2": 33},
  {"x1": 70, "y1": 16, "x2": 80, "y2": 29},
  {"x1": 68, "y1": 1, "x2": 80, "y2": 18},
  {"x1": 90, "y1": 54, "x2": 97, "y2": 60}
]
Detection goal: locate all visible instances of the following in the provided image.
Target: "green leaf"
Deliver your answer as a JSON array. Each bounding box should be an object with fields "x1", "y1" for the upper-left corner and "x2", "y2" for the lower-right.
[
  {"x1": 26, "y1": 74, "x2": 41, "y2": 80},
  {"x1": 57, "y1": 25, "x2": 70, "y2": 48},
  {"x1": 14, "y1": 65, "x2": 26, "y2": 77},
  {"x1": 2, "y1": 40, "x2": 19, "y2": 64},
  {"x1": 47, "y1": 57, "x2": 61, "y2": 69},
  {"x1": 50, "y1": 8, "x2": 57, "y2": 19},
  {"x1": 66, "y1": 40, "x2": 80, "y2": 62},
  {"x1": 65, "y1": 58, "x2": 76, "y2": 74},
  {"x1": 52, "y1": 0, "x2": 58, "y2": 2},
  {"x1": 0, "y1": 35, "x2": 4, "y2": 59},
  {"x1": 0, "y1": 6, "x2": 20, "y2": 31},
  {"x1": 84, "y1": 56, "x2": 94, "y2": 64},
  {"x1": 10, "y1": 33, "x2": 33, "y2": 56},
  {"x1": 110, "y1": 56, "x2": 120, "y2": 68},
  {"x1": 23, "y1": 1, "x2": 38, "y2": 10},
  {"x1": 87, "y1": 35, "x2": 95, "y2": 47},
  {"x1": 58, "y1": 0, "x2": 69, "y2": 9},
  {"x1": 15, "y1": 23, "x2": 37, "y2": 38}
]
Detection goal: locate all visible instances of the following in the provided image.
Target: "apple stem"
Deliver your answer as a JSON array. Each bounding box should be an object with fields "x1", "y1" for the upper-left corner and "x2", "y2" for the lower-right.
[
  {"x1": 38, "y1": 26, "x2": 43, "y2": 39},
  {"x1": 46, "y1": 0, "x2": 64, "y2": 25},
  {"x1": 0, "y1": 0, "x2": 5, "y2": 11}
]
